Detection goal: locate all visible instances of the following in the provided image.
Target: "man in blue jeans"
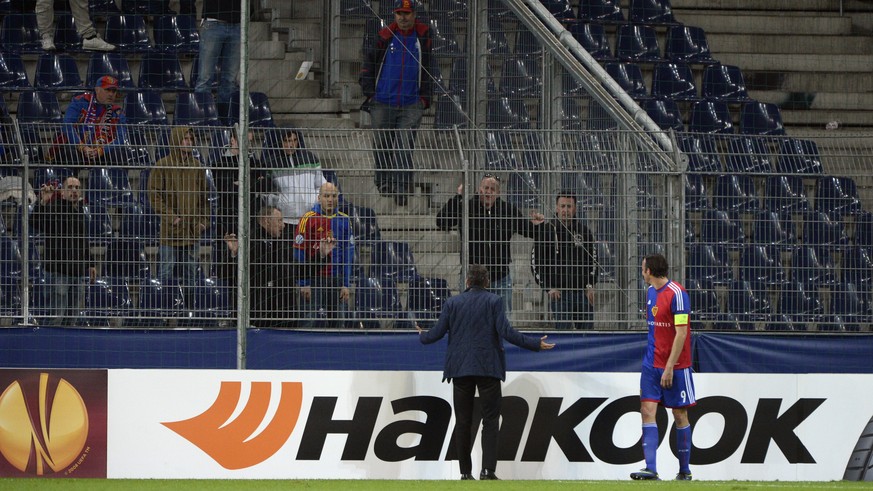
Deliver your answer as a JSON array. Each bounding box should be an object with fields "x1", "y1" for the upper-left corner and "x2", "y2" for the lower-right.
[
  {"x1": 359, "y1": 0, "x2": 433, "y2": 206},
  {"x1": 195, "y1": 0, "x2": 241, "y2": 120}
]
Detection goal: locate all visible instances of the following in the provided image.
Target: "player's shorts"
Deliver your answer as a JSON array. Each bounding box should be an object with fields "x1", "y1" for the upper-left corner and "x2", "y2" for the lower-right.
[{"x1": 640, "y1": 364, "x2": 696, "y2": 409}]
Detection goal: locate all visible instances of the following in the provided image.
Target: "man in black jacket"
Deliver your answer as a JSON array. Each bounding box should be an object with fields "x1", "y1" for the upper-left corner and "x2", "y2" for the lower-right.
[
  {"x1": 436, "y1": 174, "x2": 544, "y2": 313},
  {"x1": 531, "y1": 191, "x2": 599, "y2": 329},
  {"x1": 218, "y1": 206, "x2": 334, "y2": 328},
  {"x1": 32, "y1": 176, "x2": 96, "y2": 326}
]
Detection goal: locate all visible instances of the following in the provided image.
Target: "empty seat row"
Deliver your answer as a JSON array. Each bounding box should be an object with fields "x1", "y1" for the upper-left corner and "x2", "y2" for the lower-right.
[{"x1": 571, "y1": 22, "x2": 713, "y2": 65}]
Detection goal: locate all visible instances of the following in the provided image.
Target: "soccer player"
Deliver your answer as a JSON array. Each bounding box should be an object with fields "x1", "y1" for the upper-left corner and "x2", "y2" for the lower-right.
[{"x1": 631, "y1": 254, "x2": 695, "y2": 481}]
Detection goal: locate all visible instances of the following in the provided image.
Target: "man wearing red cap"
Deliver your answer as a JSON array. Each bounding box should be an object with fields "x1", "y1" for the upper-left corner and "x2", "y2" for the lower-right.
[
  {"x1": 359, "y1": 0, "x2": 433, "y2": 206},
  {"x1": 52, "y1": 75, "x2": 128, "y2": 165}
]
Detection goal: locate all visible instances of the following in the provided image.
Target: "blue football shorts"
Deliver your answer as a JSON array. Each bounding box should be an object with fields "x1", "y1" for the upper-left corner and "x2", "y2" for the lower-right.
[{"x1": 640, "y1": 364, "x2": 697, "y2": 409}]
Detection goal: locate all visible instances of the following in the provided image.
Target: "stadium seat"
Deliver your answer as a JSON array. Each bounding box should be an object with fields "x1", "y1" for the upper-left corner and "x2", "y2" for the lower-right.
[
  {"x1": 843, "y1": 244, "x2": 873, "y2": 293},
  {"x1": 700, "y1": 209, "x2": 745, "y2": 250},
  {"x1": 814, "y1": 176, "x2": 862, "y2": 217},
  {"x1": 723, "y1": 135, "x2": 772, "y2": 174},
  {"x1": 665, "y1": 24, "x2": 715, "y2": 64},
  {"x1": 726, "y1": 279, "x2": 770, "y2": 329},
  {"x1": 740, "y1": 101, "x2": 785, "y2": 136},
  {"x1": 354, "y1": 276, "x2": 410, "y2": 329},
  {"x1": 740, "y1": 244, "x2": 786, "y2": 286},
  {"x1": 802, "y1": 210, "x2": 848, "y2": 253},
  {"x1": 339, "y1": 0, "x2": 375, "y2": 18},
  {"x1": 54, "y1": 13, "x2": 84, "y2": 51},
  {"x1": 629, "y1": 0, "x2": 677, "y2": 25},
  {"x1": 83, "y1": 203, "x2": 113, "y2": 246},
  {"x1": 764, "y1": 175, "x2": 809, "y2": 214},
  {"x1": 685, "y1": 278, "x2": 721, "y2": 322},
  {"x1": 89, "y1": 0, "x2": 121, "y2": 16},
  {"x1": 687, "y1": 243, "x2": 732, "y2": 285},
  {"x1": 595, "y1": 240, "x2": 615, "y2": 282},
  {"x1": 408, "y1": 276, "x2": 451, "y2": 327},
  {"x1": 790, "y1": 245, "x2": 837, "y2": 289},
  {"x1": 775, "y1": 280, "x2": 823, "y2": 331},
  {"x1": 562, "y1": 172, "x2": 604, "y2": 210},
  {"x1": 81, "y1": 277, "x2": 132, "y2": 327},
  {"x1": 603, "y1": 62, "x2": 647, "y2": 99},
  {"x1": 87, "y1": 52, "x2": 135, "y2": 88},
  {"x1": 578, "y1": 0, "x2": 624, "y2": 23},
  {"x1": 34, "y1": 53, "x2": 84, "y2": 92},
  {"x1": 487, "y1": 17, "x2": 510, "y2": 55},
  {"x1": 153, "y1": 15, "x2": 199, "y2": 53},
  {"x1": 124, "y1": 89, "x2": 169, "y2": 126},
  {"x1": 753, "y1": 210, "x2": 796, "y2": 250},
  {"x1": 702, "y1": 63, "x2": 750, "y2": 102},
  {"x1": 856, "y1": 211, "x2": 873, "y2": 250},
  {"x1": 433, "y1": 92, "x2": 467, "y2": 129},
  {"x1": 641, "y1": 97, "x2": 684, "y2": 131},
  {"x1": 137, "y1": 51, "x2": 187, "y2": 91},
  {"x1": 0, "y1": 13, "x2": 41, "y2": 53},
  {"x1": 713, "y1": 173, "x2": 758, "y2": 213},
  {"x1": 486, "y1": 97, "x2": 531, "y2": 130},
  {"x1": 776, "y1": 138, "x2": 823, "y2": 175},
  {"x1": 651, "y1": 62, "x2": 698, "y2": 101},
  {"x1": 821, "y1": 282, "x2": 868, "y2": 332},
  {"x1": 570, "y1": 22, "x2": 614, "y2": 62},
  {"x1": 429, "y1": 0, "x2": 467, "y2": 19},
  {"x1": 0, "y1": 51, "x2": 29, "y2": 90},
  {"x1": 499, "y1": 56, "x2": 541, "y2": 97},
  {"x1": 136, "y1": 276, "x2": 185, "y2": 326},
  {"x1": 222, "y1": 91, "x2": 276, "y2": 128},
  {"x1": 190, "y1": 276, "x2": 233, "y2": 325},
  {"x1": 513, "y1": 25, "x2": 540, "y2": 57},
  {"x1": 688, "y1": 99, "x2": 734, "y2": 134},
  {"x1": 615, "y1": 24, "x2": 662, "y2": 63},
  {"x1": 429, "y1": 11, "x2": 461, "y2": 56},
  {"x1": 87, "y1": 167, "x2": 135, "y2": 207},
  {"x1": 32, "y1": 166, "x2": 76, "y2": 190},
  {"x1": 684, "y1": 173, "x2": 708, "y2": 211},
  {"x1": 120, "y1": 0, "x2": 170, "y2": 16},
  {"x1": 677, "y1": 134, "x2": 721, "y2": 173},
  {"x1": 104, "y1": 14, "x2": 152, "y2": 52},
  {"x1": 173, "y1": 92, "x2": 220, "y2": 126},
  {"x1": 16, "y1": 91, "x2": 63, "y2": 163},
  {"x1": 540, "y1": 0, "x2": 575, "y2": 19}
]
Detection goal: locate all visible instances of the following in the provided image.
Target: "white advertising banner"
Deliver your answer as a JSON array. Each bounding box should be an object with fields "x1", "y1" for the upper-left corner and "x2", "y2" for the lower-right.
[{"x1": 106, "y1": 370, "x2": 873, "y2": 480}]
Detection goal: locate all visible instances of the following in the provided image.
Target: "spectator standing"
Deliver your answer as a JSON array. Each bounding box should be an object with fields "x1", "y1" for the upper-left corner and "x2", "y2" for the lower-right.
[
  {"x1": 31, "y1": 176, "x2": 96, "y2": 326},
  {"x1": 531, "y1": 192, "x2": 599, "y2": 329},
  {"x1": 418, "y1": 265, "x2": 554, "y2": 481},
  {"x1": 265, "y1": 129, "x2": 327, "y2": 226},
  {"x1": 218, "y1": 206, "x2": 335, "y2": 328},
  {"x1": 50, "y1": 76, "x2": 128, "y2": 166},
  {"x1": 294, "y1": 182, "x2": 355, "y2": 328},
  {"x1": 36, "y1": 0, "x2": 116, "y2": 52},
  {"x1": 359, "y1": 0, "x2": 433, "y2": 206},
  {"x1": 436, "y1": 174, "x2": 544, "y2": 313},
  {"x1": 195, "y1": 0, "x2": 241, "y2": 119},
  {"x1": 147, "y1": 126, "x2": 210, "y2": 305},
  {"x1": 630, "y1": 254, "x2": 695, "y2": 481},
  {"x1": 212, "y1": 128, "x2": 270, "y2": 236}
]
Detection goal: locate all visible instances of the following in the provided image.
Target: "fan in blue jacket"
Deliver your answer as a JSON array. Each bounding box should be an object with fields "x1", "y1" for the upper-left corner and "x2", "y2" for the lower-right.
[{"x1": 418, "y1": 264, "x2": 554, "y2": 481}]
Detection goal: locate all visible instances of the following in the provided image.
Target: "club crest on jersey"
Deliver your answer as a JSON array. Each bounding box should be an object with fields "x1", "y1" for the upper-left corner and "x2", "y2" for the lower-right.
[
  {"x1": 295, "y1": 234, "x2": 304, "y2": 245},
  {"x1": 651, "y1": 306, "x2": 659, "y2": 317}
]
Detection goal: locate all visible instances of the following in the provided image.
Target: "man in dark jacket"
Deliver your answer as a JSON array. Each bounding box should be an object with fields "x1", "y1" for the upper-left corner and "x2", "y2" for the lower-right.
[
  {"x1": 436, "y1": 174, "x2": 544, "y2": 313},
  {"x1": 359, "y1": 0, "x2": 433, "y2": 205},
  {"x1": 32, "y1": 176, "x2": 96, "y2": 326},
  {"x1": 218, "y1": 206, "x2": 335, "y2": 328},
  {"x1": 531, "y1": 191, "x2": 599, "y2": 329},
  {"x1": 418, "y1": 264, "x2": 554, "y2": 481}
]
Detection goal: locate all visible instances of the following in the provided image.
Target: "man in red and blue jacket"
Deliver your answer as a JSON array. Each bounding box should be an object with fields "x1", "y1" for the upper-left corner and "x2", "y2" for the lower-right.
[
  {"x1": 54, "y1": 75, "x2": 128, "y2": 165},
  {"x1": 359, "y1": 0, "x2": 433, "y2": 206}
]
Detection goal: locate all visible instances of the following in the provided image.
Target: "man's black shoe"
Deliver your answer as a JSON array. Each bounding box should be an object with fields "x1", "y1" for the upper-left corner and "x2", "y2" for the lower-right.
[
  {"x1": 460, "y1": 474, "x2": 475, "y2": 480},
  {"x1": 675, "y1": 471, "x2": 693, "y2": 481},
  {"x1": 479, "y1": 469, "x2": 499, "y2": 480}
]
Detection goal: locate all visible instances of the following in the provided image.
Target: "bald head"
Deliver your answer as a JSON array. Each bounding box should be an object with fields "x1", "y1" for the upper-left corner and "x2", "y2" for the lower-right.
[{"x1": 318, "y1": 182, "x2": 339, "y2": 214}]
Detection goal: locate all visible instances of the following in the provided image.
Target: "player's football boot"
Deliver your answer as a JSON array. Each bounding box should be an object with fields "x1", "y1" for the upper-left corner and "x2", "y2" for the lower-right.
[
  {"x1": 675, "y1": 471, "x2": 693, "y2": 481},
  {"x1": 630, "y1": 468, "x2": 660, "y2": 480}
]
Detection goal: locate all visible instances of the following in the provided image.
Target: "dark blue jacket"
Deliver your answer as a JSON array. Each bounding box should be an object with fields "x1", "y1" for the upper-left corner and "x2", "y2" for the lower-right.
[{"x1": 420, "y1": 287, "x2": 542, "y2": 382}]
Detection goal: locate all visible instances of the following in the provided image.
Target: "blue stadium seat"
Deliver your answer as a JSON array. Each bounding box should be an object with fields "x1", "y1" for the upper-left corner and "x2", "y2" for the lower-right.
[
  {"x1": 665, "y1": 24, "x2": 715, "y2": 64},
  {"x1": 821, "y1": 282, "x2": 868, "y2": 332},
  {"x1": 603, "y1": 62, "x2": 647, "y2": 99},
  {"x1": 486, "y1": 97, "x2": 531, "y2": 130},
  {"x1": 54, "y1": 13, "x2": 84, "y2": 51},
  {"x1": 815, "y1": 176, "x2": 862, "y2": 217},
  {"x1": 434, "y1": 92, "x2": 467, "y2": 129},
  {"x1": 687, "y1": 243, "x2": 732, "y2": 285},
  {"x1": 339, "y1": 0, "x2": 375, "y2": 17},
  {"x1": 740, "y1": 101, "x2": 785, "y2": 136},
  {"x1": 641, "y1": 97, "x2": 684, "y2": 131},
  {"x1": 688, "y1": 99, "x2": 734, "y2": 134},
  {"x1": 790, "y1": 245, "x2": 837, "y2": 289},
  {"x1": 578, "y1": 0, "x2": 624, "y2": 22},
  {"x1": 630, "y1": 0, "x2": 677, "y2": 25},
  {"x1": 87, "y1": 167, "x2": 135, "y2": 207},
  {"x1": 540, "y1": 0, "x2": 575, "y2": 19},
  {"x1": 685, "y1": 173, "x2": 708, "y2": 211},
  {"x1": 222, "y1": 91, "x2": 276, "y2": 128},
  {"x1": 726, "y1": 279, "x2": 770, "y2": 329},
  {"x1": 513, "y1": 25, "x2": 541, "y2": 58},
  {"x1": 153, "y1": 15, "x2": 199, "y2": 53},
  {"x1": 775, "y1": 280, "x2": 823, "y2": 331},
  {"x1": 713, "y1": 173, "x2": 758, "y2": 213},
  {"x1": 595, "y1": 240, "x2": 615, "y2": 282},
  {"x1": 0, "y1": 235, "x2": 21, "y2": 315},
  {"x1": 685, "y1": 278, "x2": 721, "y2": 322},
  {"x1": 173, "y1": 92, "x2": 220, "y2": 126},
  {"x1": 651, "y1": 62, "x2": 698, "y2": 101},
  {"x1": 34, "y1": 53, "x2": 84, "y2": 91},
  {"x1": 487, "y1": 17, "x2": 510, "y2": 55},
  {"x1": 677, "y1": 134, "x2": 721, "y2": 173},
  {"x1": 429, "y1": 0, "x2": 467, "y2": 19},
  {"x1": 702, "y1": 63, "x2": 750, "y2": 102},
  {"x1": 89, "y1": 0, "x2": 121, "y2": 16},
  {"x1": 560, "y1": 97, "x2": 583, "y2": 131},
  {"x1": 120, "y1": 0, "x2": 170, "y2": 15},
  {"x1": 700, "y1": 209, "x2": 745, "y2": 250},
  {"x1": 124, "y1": 89, "x2": 169, "y2": 126},
  {"x1": 87, "y1": 52, "x2": 135, "y2": 88},
  {"x1": 843, "y1": 244, "x2": 873, "y2": 294},
  {"x1": 408, "y1": 276, "x2": 451, "y2": 327},
  {"x1": 499, "y1": 56, "x2": 541, "y2": 97},
  {"x1": 104, "y1": 14, "x2": 152, "y2": 52},
  {"x1": 616, "y1": 24, "x2": 662, "y2": 63},
  {"x1": 0, "y1": 13, "x2": 41, "y2": 53},
  {"x1": 137, "y1": 51, "x2": 187, "y2": 91},
  {"x1": 776, "y1": 138, "x2": 823, "y2": 175},
  {"x1": 191, "y1": 276, "x2": 233, "y2": 324},
  {"x1": 724, "y1": 135, "x2": 772, "y2": 173},
  {"x1": 802, "y1": 210, "x2": 848, "y2": 253},
  {"x1": 753, "y1": 210, "x2": 796, "y2": 250},
  {"x1": 856, "y1": 211, "x2": 873, "y2": 250},
  {"x1": 136, "y1": 276, "x2": 185, "y2": 326},
  {"x1": 561, "y1": 172, "x2": 604, "y2": 210},
  {"x1": 764, "y1": 175, "x2": 809, "y2": 214},
  {"x1": 740, "y1": 244, "x2": 786, "y2": 286},
  {"x1": 16, "y1": 91, "x2": 63, "y2": 164},
  {"x1": 354, "y1": 276, "x2": 410, "y2": 329},
  {"x1": 429, "y1": 11, "x2": 461, "y2": 56},
  {"x1": 81, "y1": 277, "x2": 132, "y2": 327},
  {"x1": 0, "y1": 51, "x2": 29, "y2": 90},
  {"x1": 32, "y1": 166, "x2": 76, "y2": 190},
  {"x1": 570, "y1": 22, "x2": 614, "y2": 62}
]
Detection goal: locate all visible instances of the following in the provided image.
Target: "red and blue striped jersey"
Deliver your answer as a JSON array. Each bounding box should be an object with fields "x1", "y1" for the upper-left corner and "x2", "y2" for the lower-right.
[{"x1": 643, "y1": 280, "x2": 692, "y2": 369}]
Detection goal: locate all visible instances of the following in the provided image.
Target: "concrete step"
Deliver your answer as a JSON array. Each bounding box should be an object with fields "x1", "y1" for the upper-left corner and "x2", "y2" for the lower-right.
[
  {"x1": 249, "y1": 40, "x2": 288, "y2": 60},
  {"x1": 249, "y1": 79, "x2": 321, "y2": 98},
  {"x1": 249, "y1": 22, "x2": 274, "y2": 42},
  {"x1": 671, "y1": 0, "x2": 867, "y2": 12},
  {"x1": 272, "y1": 97, "x2": 343, "y2": 114},
  {"x1": 781, "y1": 108, "x2": 873, "y2": 127},
  {"x1": 717, "y1": 52, "x2": 873, "y2": 73},
  {"x1": 748, "y1": 91, "x2": 873, "y2": 111},
  {"x1": 276, "y1": 115, "x2": 357, "y2": 129},
  {"x1": 707, "y1": 33, "x2": 873, "y2": 55},
  {"x1": 672, "y1": 11, "x2": 852, "y2": 36}
]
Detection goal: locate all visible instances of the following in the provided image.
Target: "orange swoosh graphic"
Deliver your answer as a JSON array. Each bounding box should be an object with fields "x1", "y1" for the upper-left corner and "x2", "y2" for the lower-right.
[{"x1": 162, "y1": 381, "x2": 302, "y2": 469}]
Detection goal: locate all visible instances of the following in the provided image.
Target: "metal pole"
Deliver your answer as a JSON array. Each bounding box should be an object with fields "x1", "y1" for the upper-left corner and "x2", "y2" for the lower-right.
[{"x1": 236, "y1": 0, "x2": 251, "y2": 369}]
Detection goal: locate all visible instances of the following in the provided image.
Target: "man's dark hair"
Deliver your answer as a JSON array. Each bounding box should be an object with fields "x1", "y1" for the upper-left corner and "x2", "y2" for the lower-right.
[
  {"x1": 467, "y1": 264, "x2": 490, "y2": 289},
  {"x1": 555, "y1": 189, "x2": 577, "y2": 204},
  {"x1": 643, "y1": 253, "x2": 669, "y2": 278},
  {"x1": 259, "y1": 205, "x2": 281, "y2": 220}
]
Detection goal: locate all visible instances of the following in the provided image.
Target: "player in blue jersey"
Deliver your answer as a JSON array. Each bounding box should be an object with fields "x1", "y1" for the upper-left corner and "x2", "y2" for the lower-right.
[{"x1": 631, "y1": 254, "x2": 695, "y2": 481}]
